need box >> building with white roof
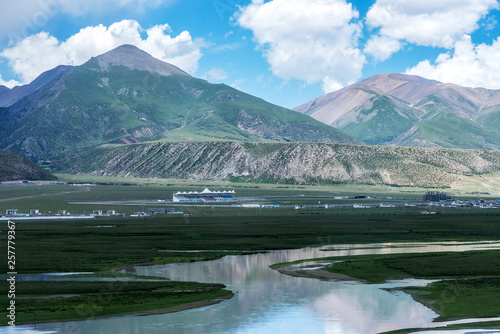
[173,188,235,202]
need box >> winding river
[6,241,500,334]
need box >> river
[6,241,500,334]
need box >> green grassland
[2,209,500,274]
[2,179,499,275]
[54,173,500,197]
[0,279,231,326]
[1,178,500,327]
[404,278,500,321]
[321,251,500,283]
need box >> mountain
[54,141,500,188]
[94,44,189,77]
[0,149,56,181]
[0,45,359,162]
[294,74,500,149]
[0,65,72,108]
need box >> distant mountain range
[0,149,56,181]
[295,73,500,150]
[2,45,500,187]
[0,44,359,162]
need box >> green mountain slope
[0,45,359,162]
[0,149,56,181]
[393,111,500,149]
[338,94,419,145]
[54,142,500,188]
[295,73,500,149]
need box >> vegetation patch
[0,279,231,326]
[404,278,500,321]
[322,251,500,283]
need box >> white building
[173,188,235,203]
[6,209,18,216]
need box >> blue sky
[1,0,499,108]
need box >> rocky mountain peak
[355,73,442,103]
[92,44,190,77]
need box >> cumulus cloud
[365,0,498,60]
[406,35,500,89]
[0,75,21,89]
[205,68,228,81]
[0,20,203,85]
[364,35,401,62]
[236,0,365,93]
[1,0,178,43]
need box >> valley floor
[1,176,500,329]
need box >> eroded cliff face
[55,141,500,188]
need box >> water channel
[6,241,500,334]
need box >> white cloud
[365,0,498,60]
[0,75,21,89]
[364,35,401,62]
[230,78,246,91]
[236,0,365,93]
[406,35,500,89]
[205,68,228,81]
[0,20,203,85]
[1,0,178,44]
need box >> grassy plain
[321,251,500,283]
[1,280,231,326]
[1,177,500,328]
[2,214,500,274]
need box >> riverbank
[277,268,369,283]
[402,278,500,321]
[272,250,500,333]
[0,277,233,326]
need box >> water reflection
[8,241,500,334]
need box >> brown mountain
[295,73,500,149]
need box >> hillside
[0,45,359,162]
[53,142,500,188]
[0,149,57,181]
[295,74,500,150]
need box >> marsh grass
[0,280,231,326]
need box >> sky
[0,0,500,109]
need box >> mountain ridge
[54,141,500,188]
[0,65,72,108]
[0,44,359,162]
[294,73,500,150]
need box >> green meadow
[1,176,500,327]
